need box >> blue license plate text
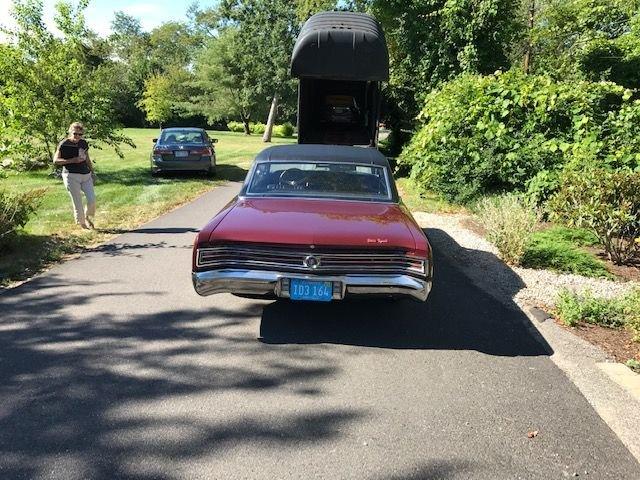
[289,279,333,302]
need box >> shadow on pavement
[0,274,360,480]
[260,228,552,357]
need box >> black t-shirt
[58,138,90,174]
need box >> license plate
[289,279,333,302]
[174,150,189,157]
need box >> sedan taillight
[190,147,213,156]
[153,148,172,155]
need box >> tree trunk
[262,94,278,143]
[523,0,536,74]
[242,115,251,135]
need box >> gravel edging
[414,211,640,463]
[414,212,638,309]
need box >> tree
[367,0,522,132]
[190,29,268,134]
[530,0,640,88]
[218,0,299,140]
[296,0,337,21]
[138,68,193,127]
[188,0,300,137]
[0,0,132,161]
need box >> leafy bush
[10,153,51,171]
[555,288,640,342]
[250,122,266,135]
[476,195,539,265]
[549,168,640,265]
[273,122,295,137]
[522,227,611,278]
[0,188,46,242]
[227,121,295,136]
[399,70,638,203]
[525,170,560,207]
[227,121,246,133]
[555,289,626,327]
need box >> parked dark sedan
[150,128,217,176]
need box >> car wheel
[151,169,160,177]
[206,166,216,178]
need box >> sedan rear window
[247,162,391,201]
[159,130,206,144]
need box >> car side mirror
[210,138,218,144]
[152,138,158,143]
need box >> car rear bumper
[151,157,214,172]
[192,269,432,301]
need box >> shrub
[227,121,246,133]
[555,288,640,342]
[623,289,640,342]
[250,122,266,135]
[549,168,640,265]
[399,69,635,203]
[273,122,295,137]
[476,195,539,265]
[525,170,560,208]
[0,188,46,242]
[521,227,611,278]
[11,153,51,171]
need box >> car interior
[248,163,389,198]
[159,131,206,144]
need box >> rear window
[159,130,206,144]
[247,161,391,201]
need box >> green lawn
[0,128,295,285]
[395,177,464,214]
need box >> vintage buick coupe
[192,144,433,302]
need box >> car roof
[161,127,206,132]
[255,144,390,167]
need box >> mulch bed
[555,319,640,364]
[583,246,640,282]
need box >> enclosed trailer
[291,12,389,147]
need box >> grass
[395,177,464,214]
[0,128,295,285]
[521,226,611,279]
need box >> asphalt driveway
[1,182,639,479]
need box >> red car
[192,144,433,302]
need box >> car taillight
[153,148,172,155]
[191,147,212,156]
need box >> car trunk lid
[208,198,418,251]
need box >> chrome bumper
[192,269,432,301]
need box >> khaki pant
[63,172,96,225]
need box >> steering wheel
[279,168,307,186]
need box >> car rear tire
[206,167,216,178]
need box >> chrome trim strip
[196,248,426,275]
[192,269,431,301]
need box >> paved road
[1,183,639,480]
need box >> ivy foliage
[399,70,639,203]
